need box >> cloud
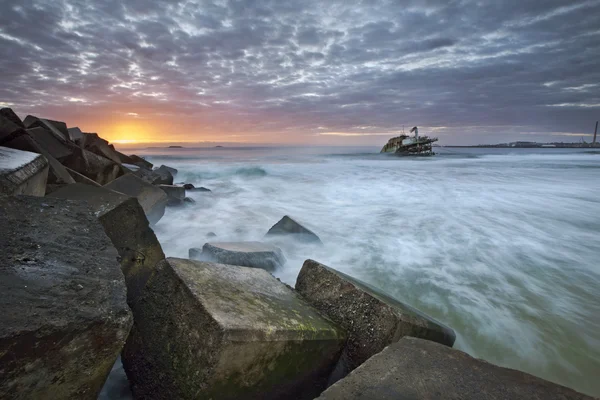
[0,0,598,144]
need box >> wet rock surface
[190,241,286,272]
[296,259,456,380]
[0,146,49,196]
[0,195,132,399]
[105,173,168,225]
[318,337,594,400]
[266,215,322,244]
[122,258,345,400]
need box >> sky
[0,0,599,146]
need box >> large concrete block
[49,183,165,304]
[0,146,48,196]
[67,127,84,142]
[0,195,133,399]
[66,166,102,187]
[26,126,73,160]
[0,108,24,128]
[3,132,75,186]
[159,184,185,205]
[0,113,26,144]
[189,241,286,272]
[61,146,122,185]
[23,115,70,142]
[296,259,456,379]
[81,132,123,165]
[129,154,153,170]
[105,173,168,225]
[266,215,322,244]
[133,166,173,185]
[123,258,346,400]
[318,337,593,400]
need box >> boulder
[67,127,84,142]
[266,215,322,244]
[122,258,346,400]
[129,154,153,170]
[296,259,456,380]
[26,127,72,161]
[318,337,593,400]
[133,167,173,185]
[156,164,177,177]
[66,167,101,187]
[159,184,185,205]
[0,195,133,399]
[80,133,122,164]
[49,183,165,304]
[0,147,48,196]
[121,163,140,172]
[189,242,286,272]
[23,115,69,142]
[0,108,24,128]
[2,132,75,187]
[206,232,217,238]
[183,183,195,190]
[0,113,26,144]
[105,174,168,225]
[61,146,121,185]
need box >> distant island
[215,145,224,148]
[168,146,183,148]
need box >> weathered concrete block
[190,242,286,272]
[156,164,177,177]
[105,173,168,225]
[23,115,70,142]
[318,337,593,400]
[266,215,322,244]
[49,183,165,304]
[296,259,456,379]
[129,154,153,170]
[3,132,75,186]
[0,195,133,399]
[133,167,172,185]
[67,126,84,141]
[159,184,185,205]
[26,126,73,161]
[123,258,345,400]
[81,132,122,165]
[0,147,48,196]
[61,146,121,185]
[66,166,102,187]
[0,108,24,128]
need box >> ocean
[107,146,600,397]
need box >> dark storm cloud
[0,0,599,143]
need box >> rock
[129,154,153,170]
[156,164,177,177]
[183,183,195,190]
[0,113,26,144]
[266,215,322,244]
[61,146,121,185]
[25,126,73,161]
[318,337,593,400]
[105,174,168,225]
[121,163,140,172]
[80,132,122,164]
[183,196,195,204]
[114,150,134,165]
[0,108,24,128]
[49,183,165,304]
[206,232,217,238]
[133,167,172,185]
[0,195,133,399]
[159,184,185,206]
[2,132,75,187]
[122,258,346,400]
[0,147,48,196]
[67,127,84,142]
[189,186,212,192]
[66,167,101,187]
[296,259,456,380]
[23,115,70,142]
[190,242,286,272]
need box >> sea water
[118,146,600,397]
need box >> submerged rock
[189,241,286,272]
[0,195,132,399]
[0,147,48,196]
[105,173,168,225]
[133,167,173,185]
[123,258,345,400]
[318,337,593,400]
[0,108,24,128]
[159,184,185,206]
[129,155,153,170]
[49,183,165,304]
[183,183,195,190]
[296,259,456,381]
[183,196,195,204]
[266,215,322,244]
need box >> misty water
[116,146,600,397]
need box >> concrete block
[66,167,101,187]
[81,132,123,164]
[105,173,168,225]
[159,184,185,205]
[0,195,132,399]
[134,166,173,185]
[296,259,456,379]
[61,146,121,185]
[23,115,69,142]
[49,183,165,304]
[189,242,286,272]
[67,127,84,141]
[266,215,322,244]
[122,258,346,400]
[318,337,594,400]
[26,126,72,161]
[0,146,48,196]
[129,155,153,170]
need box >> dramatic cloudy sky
[1,0,599,145]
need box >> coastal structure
[380,126,438,156]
